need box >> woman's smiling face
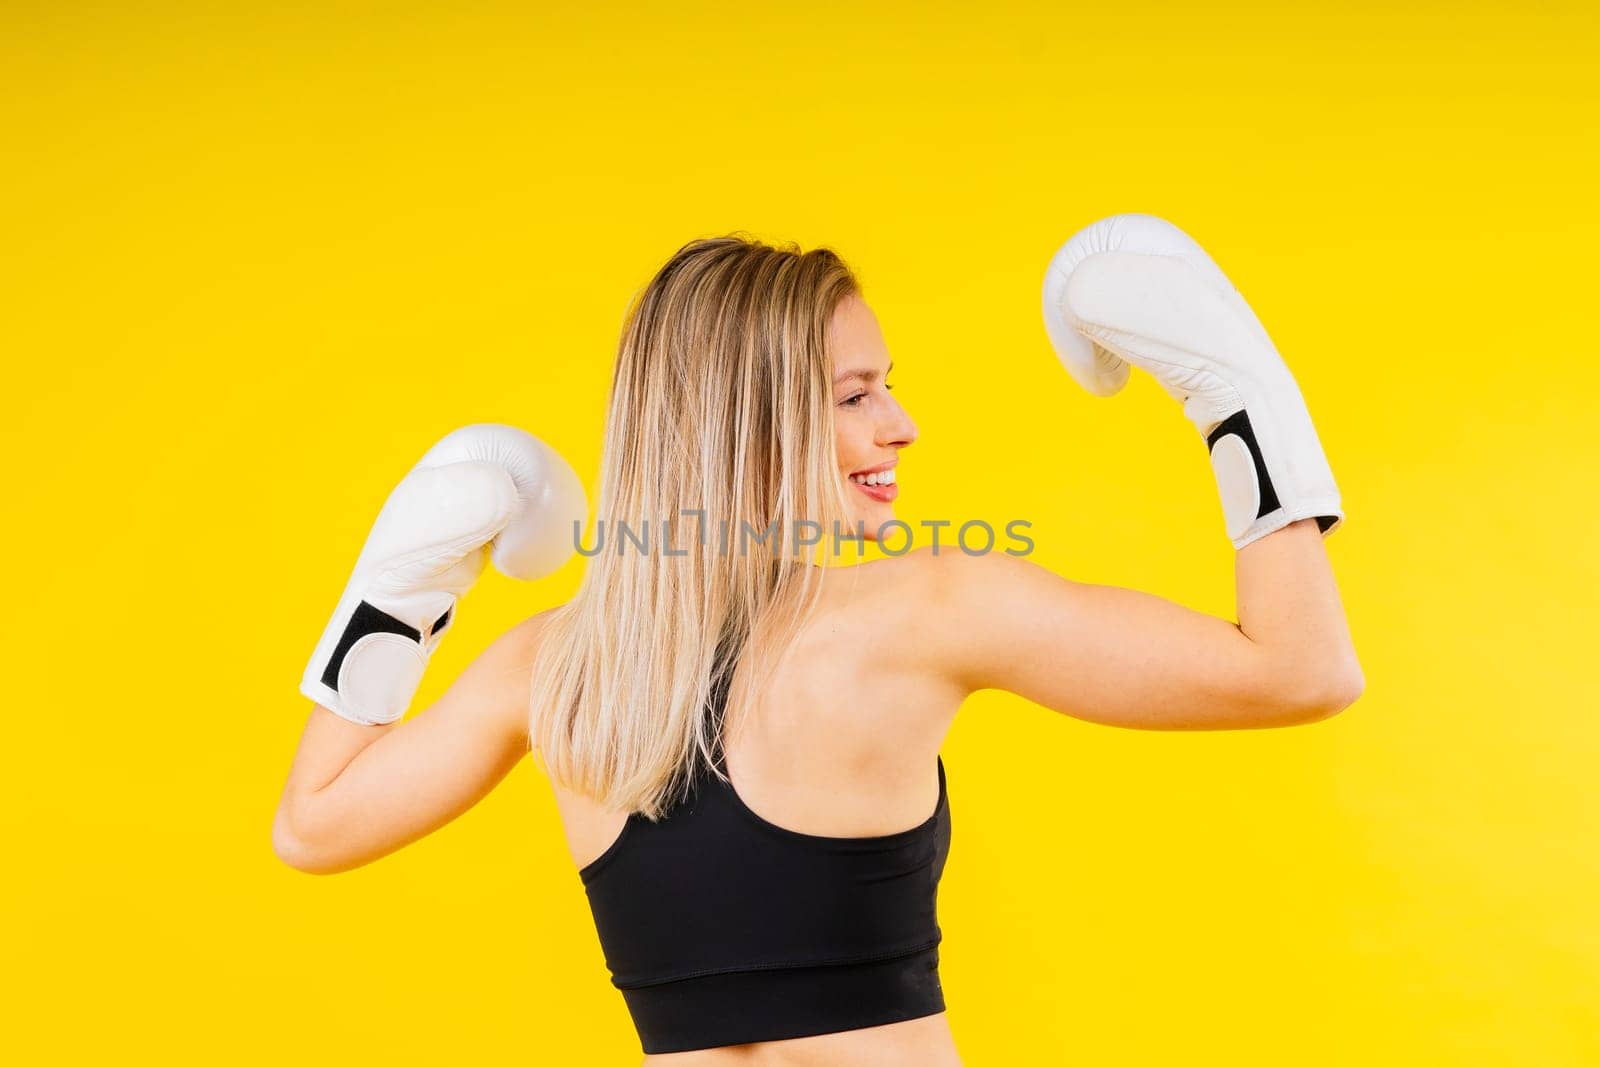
[828,293,918,539]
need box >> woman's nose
[879,396,918,448]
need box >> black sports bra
[577,715,952,1053]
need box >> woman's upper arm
[918,549,1331,730]
[274,613,548,874]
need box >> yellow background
[5,2,1597,1062]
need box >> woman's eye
[840,381,891,407]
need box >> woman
[274,217,1363,1065]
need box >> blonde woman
[274,216,1363,1065]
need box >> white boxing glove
[1042,213,1343,548]
[300,424,587,725]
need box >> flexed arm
[923,522,1360,730]
[273,424,585,872]
[273,614,549,874]
[915,215,1361,730]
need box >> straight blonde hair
[529,234,862,819]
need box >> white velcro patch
[1209,433,1260,543]
[340,632,428,725]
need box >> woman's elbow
[272,803,337,875]
[1292,660,1366,723]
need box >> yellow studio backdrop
[4,2,1596,1063]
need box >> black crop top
[577,727,952,1053]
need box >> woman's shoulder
[456,605,566,745]
[478,604,564,665]
[831,546,1058,687]
[843,544,1032,609]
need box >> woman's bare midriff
[639,1011,961,1066]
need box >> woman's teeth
[849,470,896,487]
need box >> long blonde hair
[529,233,861,818]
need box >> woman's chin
[850,504,897,541]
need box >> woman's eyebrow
[832,361,894,386]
